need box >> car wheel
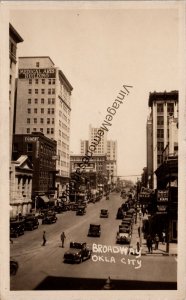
[77,257,82,264]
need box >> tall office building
[15,56,73,196]
[89,124,107,155]
[147,90,178,188]
[106,140,117,183]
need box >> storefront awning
[39,195,49,203]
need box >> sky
[9,2,180,182]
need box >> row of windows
[28,78,55,85]
[157,103,175,113]
[27,108,55,114]
[27,118,55,124]
[28,98,55,105]
[26,128,54,134]
[28,88,55,95]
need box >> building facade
[106,140,117,184]
[10,155,33,217]
[88,124,107,155]
[147,91,178,189]
[12,132,57,204]
[9,24,23,160]
[14,56,73,196]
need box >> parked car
[10,260,19,276]
[100,209,109,218]
[88,224,101,237]
[63,242,92,263]
[24,215,39,230]
[76,206,86,216]
[116,227,131,244]
[10,220,25,238]
[37,209,49,219]
[116,208,124,219]
[54,206,63,214]
[42,212,57,224]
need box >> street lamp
[139,209,142,247]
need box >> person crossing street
[60,231,66,248]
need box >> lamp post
[139,209,142,247]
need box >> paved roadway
[10,192,177,290]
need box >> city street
[10,192,177,290]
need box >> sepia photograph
[0,1,186,299]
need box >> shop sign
[24,136,39,142]
[157,190,168,202]
[19,68,56,79]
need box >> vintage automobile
[10,260,19,276]
[24,215,39,230]
[116,207,124,219]
[63,242,92,263]
[121,219,133,230]
[116,227,131,244]
[37,209,49,219]
[10,220,25,238]
[54,205,63,214]
[42,211,57,224]
[76,206,86,216]
[88,224,101,237]
[100,209,109,218]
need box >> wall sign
[19,68,56,79]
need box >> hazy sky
[9,2,180,182]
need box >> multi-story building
[9,23,23,159]
[147,91,178,189]
[12,132,57,205]
[146,115,153,188]
[70,154,107,174]
[14,56,73,196]
[80,126,117,184]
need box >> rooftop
[148,90,178,107]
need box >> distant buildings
[14,56,73,197]
[80,125,117,184]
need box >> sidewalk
[130,213,177,256]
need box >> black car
[42,212,57,224]
[10,220,25,238]
[116,208,124,219]
[76,206,86,215]
[88,224,101,237]
[24,216,39,230]
[10,260,19,276]
[64,242,92,263]
[100,209,109,218]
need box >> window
[35,98,38,104]
[48,108,50,114]
[51,128,54,134]
[36,62,40,67]
[27,118,30,124]
[28,89,32,94]
[52,79,55,84]
[157,155,162,165]
[48,79,51,85]
[42,79,45,84]
[157,129,164,138]
[34,108,37,113]
[34,118,37,124]
[41,98,44,104]
[27,128,30,133]
[157,142,164,152]
[52,88,55,94]
[28,99,31,104]
[157,116,164,126]
[41,108,44,114]
[27,143,33,152]
[35,79,38,84]
[35,89,38,94]
[48,98,51,104]
[27,108,31,114]
[167,103,174,114]
[48,89,51,95]
[29,79,32,84]
[52,118,54,124]
[157,103,163,113]
[47,118,50,124]
[52,98,55,104]
[51,108,54,114]
[40,118,44,124]
[47,128,50,134]
[41,89,45,94]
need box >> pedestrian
[136,241,140,252]
[42,231,46,246]
[162,231,166,244]
[154,234,159,250]
[138,226,140,237]
[60,231,66,248]
[146,235,153,253]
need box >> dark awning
[39,195,49,203]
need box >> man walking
[146,235,153,253]
[42,231,46,246]
[154,234,160,250]
[61,231,66,248]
